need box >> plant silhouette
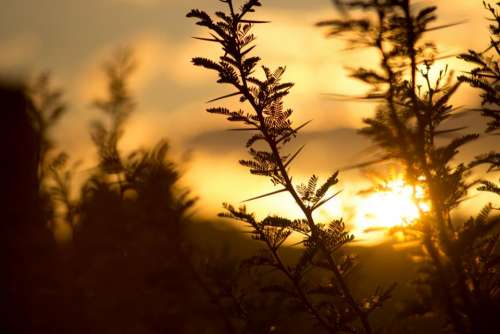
[459,2,500,198]
[1,81,64,334]
[318,1,500,333]
[2,50,234,334]
[188,1,394,333]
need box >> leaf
[192,57,222,72]
[241,45,257,57]
[424,20,468,32]
[243,56,261,74]
[417,6,437,22]
[193,36,222,43]
[240,19,270,24]
[315,171,339,201]
[186,9,211,22]
[241,188,287,203]
[437,134,479,164]
[276,119,312,144]
[206,107,230,115]
[246,133,266,147]
[207,91,241,103]
[240,0,262,17]
[283,144,305,168]
[434,126,468,137]
[312,190,342,211]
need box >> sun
[352,177,429,243]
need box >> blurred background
[1,0,496,240]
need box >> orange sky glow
[0,0,497,244]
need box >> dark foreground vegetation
[2,0,499,333]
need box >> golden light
[352,177,430,244]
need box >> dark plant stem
[259,224,337,333]
[423,230,467,334]
[223,3,341,332]
[401,2,476,331]
[225,5,371,333]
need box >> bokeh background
[1,0,496,241]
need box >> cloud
[187,127,370,166]
[73,0,488,149]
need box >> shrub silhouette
[2,50,228,333]
[318,1,500,333]
[61,49,229,334]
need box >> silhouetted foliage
[459,2,499,133]
[25,73,70,228]
[61,49,236,334]
[28,73,67,178]
[2,49,233,334]
[459,2,500,198]
[319,1,500,333]
[1,81,64,334]
[188,1,394,333]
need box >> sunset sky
[1,0,497,242]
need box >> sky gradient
[1,0,497,240]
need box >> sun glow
[352,178,430,244]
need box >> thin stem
[423,233,467,334]
[227,31,339,334]
[227,3,372,332]
[258,225,338,333]
[401,2,476,331]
